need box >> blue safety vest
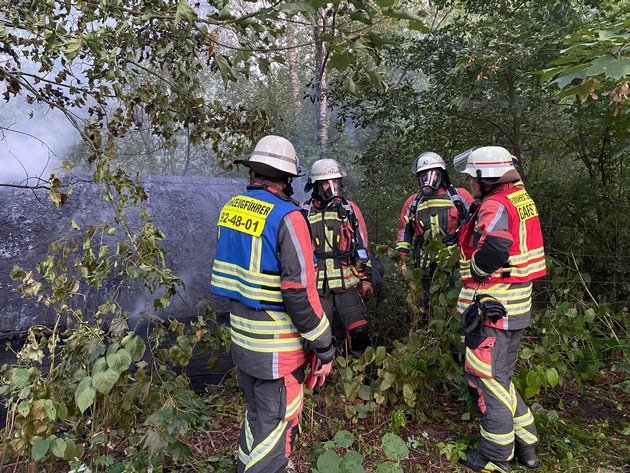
[210,188,299,309]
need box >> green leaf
[17,401,30,416]
[546,367,559,388]
[93,357,108,373]
[408,20,430,33]
[92,368,120,394]
[125,336,147,361]
[75,377,96,413]
[215,55,237,86]
[61,38,82,60]
[358,384,372,401]
[373,0,394,7]
[375,461,404,473]
[175,0,197,24]
[350,10,372,25]
[32,438,50,461]
[50,437,66,458]
[328,53,355,72]
[554,70,587,89]
[334,430,354,448]
[603,58,630,79]
[382,432,409,461]
[11,368,30,389]
[374,346,387,364]
[277,2,316,15]
[379,371,396,391]
[317,450,342,473]
[107,348,132,373]
[342,450,364,468]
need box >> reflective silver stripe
[301,315,330,341]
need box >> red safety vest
[459,185,546,285]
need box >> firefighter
[302,158,373,358]
[455,146,546,472]
[396,152,473,319]
[210,135,334,473]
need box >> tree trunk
[314,12,328,154]
[287,24,302,115]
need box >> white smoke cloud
[0,95,83,184]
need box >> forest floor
[199,369,630,473]
[1,371,628,472]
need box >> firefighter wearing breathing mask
[302,159,373,358]
[210,136,334,473]
[396,152,473,319]
[454,146,546,473]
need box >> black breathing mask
[418,169,442,196]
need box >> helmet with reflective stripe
[413,152,446,175]
[462,146,519,183]
[234,135,302,178]
[308,159,347,182]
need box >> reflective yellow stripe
[302,315,330,341]
[250,234,263,273]
[418,200,452,210]
[230,314,296,335]
[213,260,281,286]
[507,247,545,264]
[481,378,512,410]
[396,242,412,251]
[481,426,515,446]
[285,388,304,419]
[211,276,282,303]
[247,419,288,469]
[466,349,492,377]
[231,330,303,352]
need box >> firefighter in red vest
[454,146,546,473]
[396,152,473,321]
[210,136,334,473]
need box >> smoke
[0,93,83,185]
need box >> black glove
[477,295,507,323]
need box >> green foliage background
[1,0,630,471]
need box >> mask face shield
[317,178,342,201]
[418,169,442,196]
[453,147,477,173]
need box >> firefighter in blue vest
[396,152,473,320]
[302,159,373,358]
[210,135,334,473]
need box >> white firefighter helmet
[306,159,347,201]
[461,146,519,183]
[412,152,446,175]
[308,159,347,182]
[234,135,302,178]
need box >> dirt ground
[196,371,630,473]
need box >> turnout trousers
[319,288,370,358]
[465,326,538,463]
[236,367,304,473]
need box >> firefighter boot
[515,446,540,469]
[461,450,510,473]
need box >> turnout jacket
[304,197,369,293]
[396,187,473,258]
[457,182,546,330]
[210,183,333,380]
